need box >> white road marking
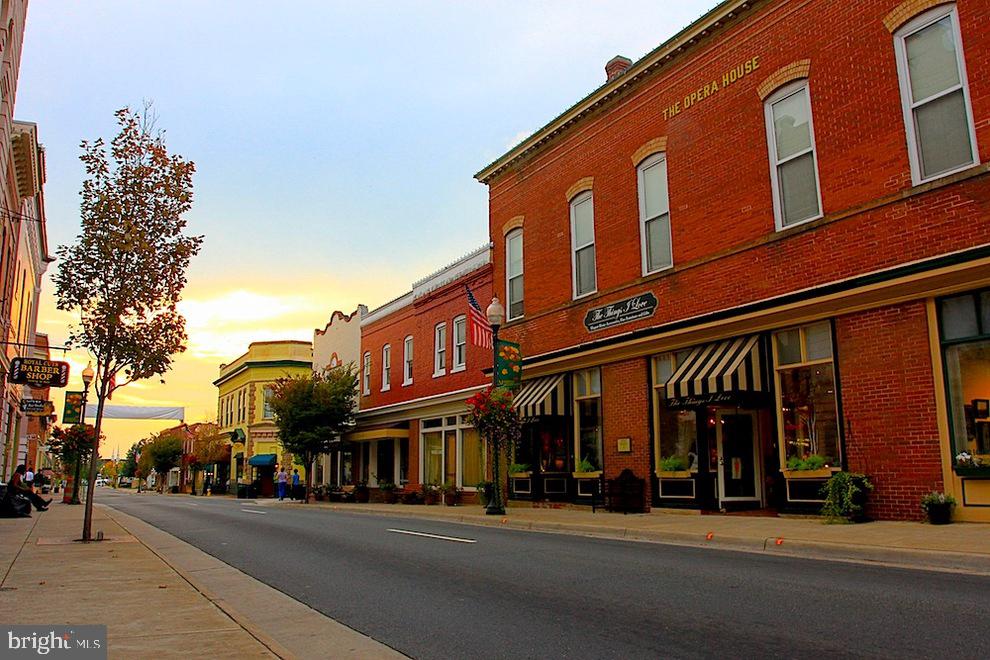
[241,509,266,515]
[386,528,477,544]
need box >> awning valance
[663,335,767,407]
[514,374,567,419]
[345,428,410,442]
[247,453,277,467]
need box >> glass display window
[573,368,603,470]
[772,322,840,469]
[938,290,990,462]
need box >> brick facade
[836,302,943,520]
[474,0,989,518]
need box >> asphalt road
[99,491,990,659]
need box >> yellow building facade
[214,341,312,496]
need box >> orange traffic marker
[775,537,784,545]
[705,532,714,541]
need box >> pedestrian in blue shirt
[291,469,300,500]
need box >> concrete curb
[100,504,407,659]
[302,504,990,575]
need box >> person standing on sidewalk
[276,467,288,501]
[291,469,300,501]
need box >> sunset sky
[18,0,713,456]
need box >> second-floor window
[637,153,672,274]
[570,191,597,298]
[362,352,371,395]
[765,80,822,229]
[263,386,274,419]
[434,322,447,376]
[381,344,391,391]
[506,230,524,319]
[894,4,977,184]
[453,315,466,371]
[403,335,414,385]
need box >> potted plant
[401,489,423,505]
[921,491,956,524]
[658,455,691,478]
[378,480,398,504]
[572,456,600,479]
[439,480,459,506]
[782,454,834,479]
[820,471,873,523]
[954,452,990,477]
[354,481,370,503]
[421,482,439,505]
[312,485,326,502]
[508,462,531,478]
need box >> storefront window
[423,431,443,485]
[460,427,484,488]
[574,368,602,470]
[773,322,840,467]
[939,291,990,459]
[657,408,698,471]
[376,439,394,485]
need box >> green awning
[247,453,276,467]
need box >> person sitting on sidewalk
[1,465,50,517]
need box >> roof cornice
[474,0,758,184]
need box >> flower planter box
[925,502,954,525]
[509,472,532,478]
[782,468,834,479]
[657,470,693,479]
[954,466,990,478]
[572,471,601,479]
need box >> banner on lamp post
[62,391,85,424]
[494,340,522,389]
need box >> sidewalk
[0,501,404,659]
[277,499,990,574]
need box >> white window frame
[362,352,371,395]
[403,335,414,386]
[505,229,524,321]
[452,315,466,372]
[637,153,674,276]
[433,322,447,377]
[263,386,274,420]
[570,191,597,299]
[893,4,978,186]
[381,344,391,391]
[764,80,823,231]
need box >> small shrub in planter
[786,454,829,471]
[920,491,956,524]
[379,481,398,504]
[476,481,493,506]
[401,489,423,505]
[659,455,688,472]
[439,480,459,506]
[820,472,873,523]
[421,482,439,505]
[354,482,370,503]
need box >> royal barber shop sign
[9,357,70,388]
[584,292,658,332]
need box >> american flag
[465,285,493,349]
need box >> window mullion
[910,82,964,110]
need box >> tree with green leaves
[120,442,139,478]
[54,104,203,540]
[186,422,225,494]
[145,432,183,493]
[49,424,98,504]
[269,365,358,503]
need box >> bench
[604,469,646,514]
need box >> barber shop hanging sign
[9,357,70,388]
[584,292,658,332]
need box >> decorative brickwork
[883,0,948,32]
[502,215,524,236]
[630,137,668,166]
[756,59,811,100]
[836,302,943,521]
[564,176,594,202]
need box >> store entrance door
[716,411,761,504]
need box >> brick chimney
[605,55,633,82]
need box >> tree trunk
[82,369,111,541]
[71,459,82,504]
[304,452,313,503]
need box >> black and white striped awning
[514,374,567,419]
[663,335,767,406]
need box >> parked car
[95,477,109,487]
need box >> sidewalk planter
[820,472,873,523]
[354,485,370,503]
[783,468,835,480]
[921,492,956,525]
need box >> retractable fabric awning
[247,453,277,467]
[664,335,767,405]
[513,374,567,419]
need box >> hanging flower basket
[466,386,521,446]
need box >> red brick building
[340,246,493,499]
[476,0,990,520]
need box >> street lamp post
[69,363,94,505]
[79,363,99,542]
[485,297,506,516]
